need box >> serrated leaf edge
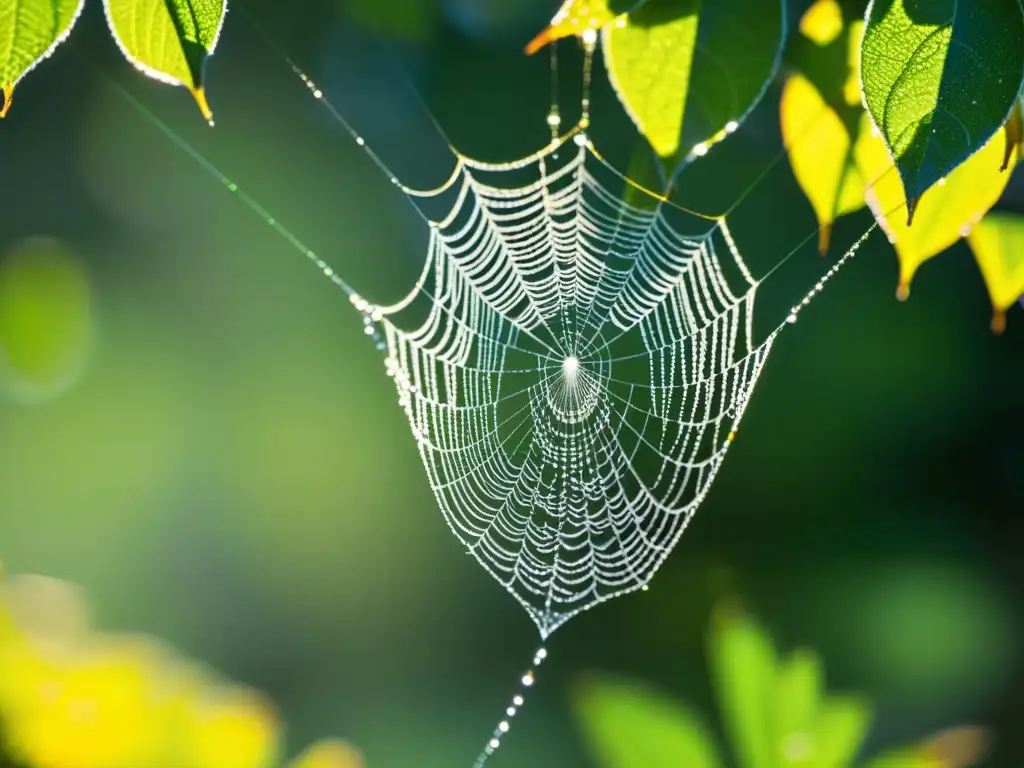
[0,0,88,118]
[101,0,228,121]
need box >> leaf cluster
[573,602,990,768]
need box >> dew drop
[692,142,709,157]
[725,120,739,134]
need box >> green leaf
[0,239,94,404]
[573,676,721,768]
[602,0,784,177]
[709,606,776,768]
[102,0,227,123]
[809,696,871,768]
[0,0,86,118]
[773,650,823,743]
[966,213,1024,332]
[860,0,1024,222]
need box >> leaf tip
[525,26,555,55]
[905,195,920,227]
[817,223,833,255]
[991,310,1006,335]
[190,87,215,126]
[0,86,12,119]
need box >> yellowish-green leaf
[0,238,94,404]
[288,739,365,768]
[573,675,721,768]
[772,649,822,746]
[857,124,1015,299]
[709,606,776,768]
[966,213,1024,332]
[603,0,784,177]
[0,0,86,117]
[809,696,871,768]
[780,74,865,253]
[102,0,226,122]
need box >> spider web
[359,129,781,640]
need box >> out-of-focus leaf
[102,0,227,122]
[809,695,871,768]
[1,636,172,768]
[773,649,822,743]
[603,0,784,177]
[862,727,989,768]
[966,213,1024,332]
[0,0,85,117]
[342,0,437,42]
[709,607,776,768]
[856,123,1015,299]
[0,238,94,404]
[288,739,365,768]
[573,676,721,768]
[799,0,844,45]
[181,685,281,768]
[780,74,866,253]
[860,0,1024,222]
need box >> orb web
[368,130,778,640]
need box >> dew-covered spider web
[373,134,773,640]
[111,25,879,767]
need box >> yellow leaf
[1,637,170,768]
[857,127,1015,299]
[800,0,843,46]
[966,214,1024,332]
[182,685,281,768]
[288,739,365,768]
[781,74,865,253]
[525,0,618,55]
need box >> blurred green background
[0,0,1021,765]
